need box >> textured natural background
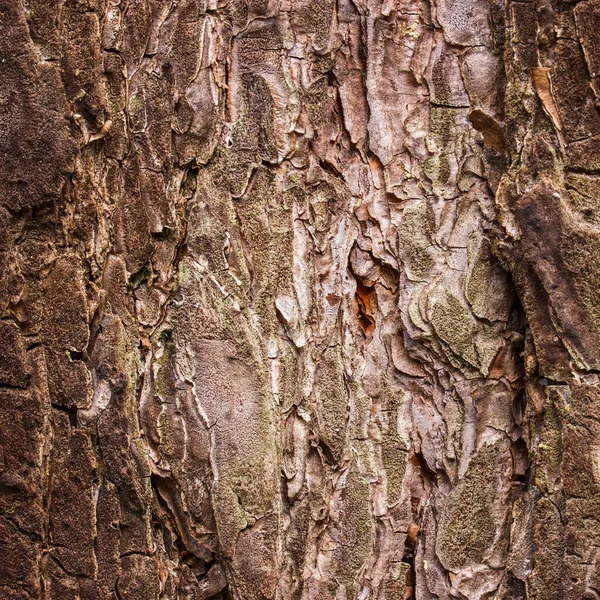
[1,0,600,598]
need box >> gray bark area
[1,0,600,598]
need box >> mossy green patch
[382,429,408,506]
[466,232,514,322]
[431,292,479,368]
[334,462,372,588]
[398,200,436,281]
[437,441,503,570]
[212,480,248,556]
[315,347,348,460]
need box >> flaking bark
[0,0,599,598]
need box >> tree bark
[1,0,599,598]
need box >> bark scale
[0,0,599,598]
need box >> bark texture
[1,0,600,598]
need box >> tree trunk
[1,0,599,597]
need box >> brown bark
[0,0,599,598]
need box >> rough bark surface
[1,0,600,598]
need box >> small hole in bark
[67,349,85,361]
[151,226,174,241]
[354,280,376,341]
